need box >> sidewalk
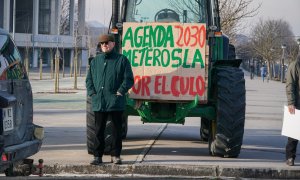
[27,69,300,179]
[28,69,168,175]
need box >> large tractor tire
[86,96,128,155]
[121,113,129,139]
[200,118,209,142]
[209,67,245,158]
[86,96,113,154]
[86,96,95,155]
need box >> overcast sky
[245,0,300,37]
[85,0,300,37]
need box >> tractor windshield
[125,0,207,23]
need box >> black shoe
[111,156,122,164]
[286,158,294,166]
[90,157,102,165]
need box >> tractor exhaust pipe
[112,0,120,51]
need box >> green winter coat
[286,55,300,109]
[86,51,134,112]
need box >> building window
[15,0,33,33]
[39,0,51,34]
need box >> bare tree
[219,0,260,39]
[39,48,43,80]
[236,39,254,65]
[68,0,79,78]
[54,48,60,93]
[73,30,79,89]
[49,48,54,79]
[62,43,66,77]
[249,19,295,79]
[22,17,32,76]
[60,0,70,35]
[73,18,80,89]
[168,0,260,39]
[23,37,31,76]
[59,0,71,79]
[281,36,299,64]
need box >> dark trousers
[286,137,298,160]
[93,111,123,157]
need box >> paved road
[26,69,300,179]
[144,73,290,168]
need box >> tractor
[87,0,245,158]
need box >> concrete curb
[41,164,300,179]
[218,166,300,179]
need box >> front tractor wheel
[209,67,246,158]
[86,96,128,155]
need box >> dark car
[0,28,43,176]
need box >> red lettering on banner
[189,77,198,96]
[161,76,171,95]
[180,77,189,95]
[132,75,151,96]
[175,25,206,47]
[199,25,206,48]
[184,27,191,46]
[190,26,199,47]
[141,76,151,96]
[171,76,180,97]
[132,75,205,98]
[153,75,205,97]
[175,25,184,47]
[196,76,205,96]
[154,76,162,94]
[132,76,141,94]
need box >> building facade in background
[0,0,88,68]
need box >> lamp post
[297,38,300,52]
[270,48,275,79]
[281,44,287,83]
